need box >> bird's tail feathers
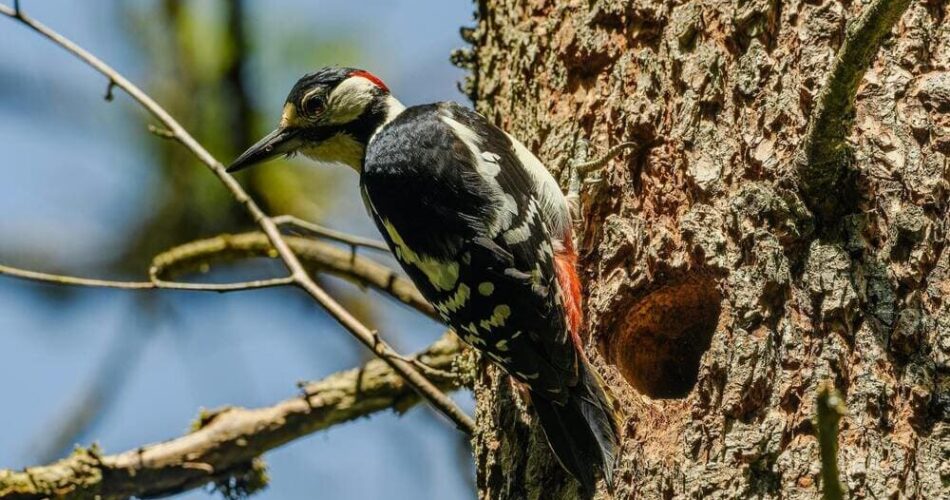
[531,360,619,494]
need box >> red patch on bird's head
[348,70,389,93]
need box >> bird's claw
[564,140,637,225]
[584,173,605,187]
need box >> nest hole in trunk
[606,276,721,399]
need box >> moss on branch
[797,0,911,222]
[151,232,435,318]
[0,333,466,500]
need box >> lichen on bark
[462,0,948,498]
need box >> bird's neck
[369,95,406,144]
[301,95,405,172]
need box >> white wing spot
[505,131,571,237]
[441,114,516,236]
[503,199,539,245]
[435,284,470,314]
[479,304,511,331]
[487,352,512,364]
[478,282,495,296]
[540,241,554,257]
[382,219,459,291]
[496,339,509,351]
[467,334,486,346]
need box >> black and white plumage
[229,67,619,492]
[364,102,576,392]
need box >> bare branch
[0,264,154,289]
[152,275,296,292]
[0,232,434,319]
[273,214,390,253]
[0,263,292,292]
[151,232,437,318]
[0,333,467,500]
[796,0,912,221]
[0,3,473,434]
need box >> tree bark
[463,1,948,498]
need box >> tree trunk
[462,1,949,498]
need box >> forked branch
[0,2,473,434]
[150,232,436,318]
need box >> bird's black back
[361,102,579,398]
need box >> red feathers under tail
[541,237,618,493]
[554,238,583,346]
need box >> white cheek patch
[299,133,365,171]
[326,76,378,124]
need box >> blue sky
[0,1,476,498]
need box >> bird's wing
[362,102,582,400]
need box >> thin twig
[0,333,467,500]
[273,214,390,253]
[150,232,436,318]
[0,232,435,317]
[0,263,290,292]
[152,275,295,292]
[0,3,472,433]
[0,263,153,289]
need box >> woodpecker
[229,67,619,491]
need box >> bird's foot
[564,140,638,220]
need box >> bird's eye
[303,96,326,117]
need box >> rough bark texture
[464,1,949,498]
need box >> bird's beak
[227,128,301,173]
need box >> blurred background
[0,1,475,498]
